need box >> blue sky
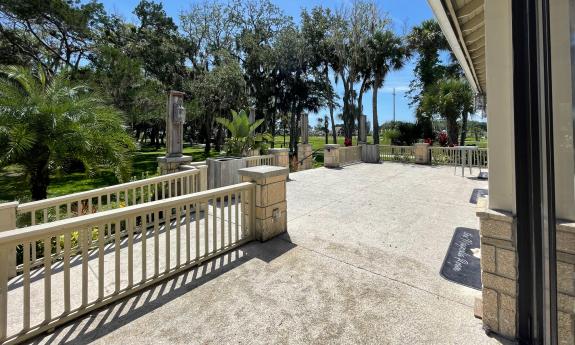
[98,0,436,125]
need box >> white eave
[427,0,486,95]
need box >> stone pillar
[414,143,430,164]
[300,113,309,144]
[361,144,380,163]
[324,144,340,168]
[476,198,518,338]
[157,90,193,175]
[358,115,367,144]
[0,202,18,278]
[269,148,289,168]
[556,222,575,344]
[238,166,289,242]
[297,143,312,171]
[249,107,256,124]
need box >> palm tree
[368,30,410,144]
[215,109,271,157]
[422,78,473,145]
[0,66,135,200]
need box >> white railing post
[0,202,17,278]
[198,165,208,191]
[238,166,289,241]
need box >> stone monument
[358,114,367,144]
[298,113,312,170]
[157,90,193,175]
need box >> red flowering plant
[424,138,433,145]
[438,130,449,147]
[344,137,352,146]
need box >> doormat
[440,227,482,290]
[469,188,488,204]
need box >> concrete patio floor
[26,162,512,345]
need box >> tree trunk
[459,112,469,146]
[357,78,368,139]
[215,124,222,152]
[204,121,212,156]
[446,115,459,146]
[28,150,50,200]
[289,110,299,154]
[329,103,337,144]
[372,82,380,144]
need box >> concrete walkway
[25,163,511,345]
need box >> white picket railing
[429,147,488,168]
[379,145,416,162]
[0,182,255,344]
[244,154,275,168]
[14,168,206,273]
[339,146,362,166]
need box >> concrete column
[414,143,430,164]
[550,2,575,343]
[269,148,289,168]
[157,90,193,174]
[300,113,309,144]
[297,143,312,171]
[0,202,18,278]
[238,166,289,242]
[479,1,518,340]
[485,0,516,213]
[358,115,367,144]
[324,144,340,168]
[549,0,575,221]
[361,144,380,163]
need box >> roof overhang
[427,0,486,95]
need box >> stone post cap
[237,165,289,180]
[268,148,289,153]
[325,144,340,149]
[0,201,19,210]
[414,142,430,147]
[169,90,185,97]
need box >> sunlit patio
[12,162,515,345]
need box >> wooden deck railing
[0,182,255,344]
[339,146,362,166]
[379,145,416,162]
[14,168,206,273]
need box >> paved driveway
[27,163,511,345]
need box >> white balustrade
[0,182,255,344]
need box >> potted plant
[207,110,272,188]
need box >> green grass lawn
[273,135,374,151]
[464,138,488,148]
[0,144,219,203]
[0,134,461,203]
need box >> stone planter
[414,143,430,164]
[207,157,246,189]
[324,144,340,168]
[361,144,380,163]
[269,148,289,168]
